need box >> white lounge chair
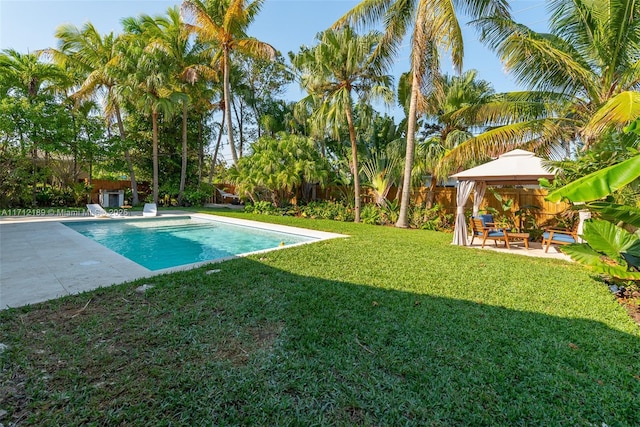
[142,203,158,217]
[216,187,240,204]
[86,203,112,218]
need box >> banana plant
[545,155,640,279]
[562,219,640,280]
[546,153,640,204]
[544,118,640,280]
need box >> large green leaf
[621,250,640,271]
[562,243,640,280]
[585,201,640,228]
[623,240,640,258]
[546,155,640,202]
[582,219,638,265]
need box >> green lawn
[1,209,639,425]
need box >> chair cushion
[487,231,505,237]
[543,231,575,243]
[479,214,494,227]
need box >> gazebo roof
[450,149,555,186]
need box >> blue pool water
[64,216,316,270]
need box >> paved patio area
[467,239,572,261]
[0,216,153,309]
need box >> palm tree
[48,23,141,205]
[290,27,393,222]
[418,70,495,206]
[181,0,276,165]
[129,6,210,205]
[334,0,511,227]
[0,49,66,99]
[121,16,185,205]
[443,0,640,169]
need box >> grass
[1,208,639,425]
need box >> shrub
[244,201,280,215]
[360,204,382,225]
[299,201,354,222]
[183,189,210,207]
[35,187,53,206]
[409,203,454,231]
[381,199,400,225]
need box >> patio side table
[506,232,530,249]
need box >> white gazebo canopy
[450,149,556,245]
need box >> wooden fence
[98,178,569,226]
[327,185,568,226]
[410,187,569,226]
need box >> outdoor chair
[469,214,493,245]
[541,223,578,252]
[478,214,495,227]
[470,217,510,248]
[86,203,114,218]
[142,203,158,217]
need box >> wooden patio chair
[470,217,510,249]
[541,223,578,252]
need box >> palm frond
[583,91,640,139]
[235,39,276,61]
[435,118,568,178]
[475,16,596,97]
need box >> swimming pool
[63,216,318,271]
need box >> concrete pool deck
[0,212,344,310]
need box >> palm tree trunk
[152,110,159,204]
[426,175,437,208]
[223,51,238,164]
[208,113,225,185]
[115,106,139,206]
[345,102,361,223]
[396,78,420,228]
[197,114,203,187]
[232,99,244,159]
[178,102,188,205]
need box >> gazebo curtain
[452,180,475,245]
[472,181,486,216]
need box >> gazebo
[450,149,556,246]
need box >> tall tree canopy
[441,0,640,171]
[181,0,276,165]
[334,0,511,227]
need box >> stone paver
[0,219,151,309]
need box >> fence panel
[426,187,567,226]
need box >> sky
[0,0,549,93]
[0,0,549,160]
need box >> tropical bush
[183,188,210,207]
[360,203,383,225]
[409,203,454,231]
[546,122,640,283]
[244,201,281,216]
[229,133,330,206]
[298,201,355,222]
